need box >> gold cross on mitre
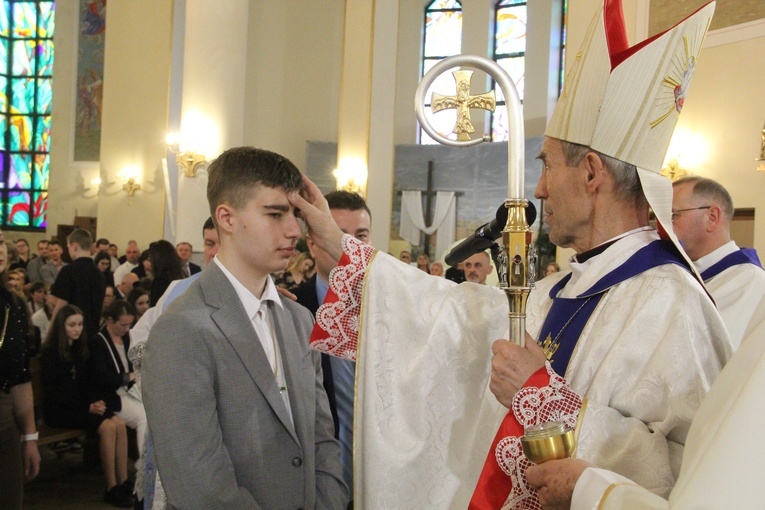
[431,70,495,141]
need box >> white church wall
[243,0,345,172]
[96,0,172,250]
[675,33,765,256]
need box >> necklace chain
[540,296,593,363]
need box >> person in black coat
[89,300,147,465]
[41,304,133,508]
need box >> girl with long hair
[40,305,133,508]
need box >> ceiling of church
[650,0,764,34]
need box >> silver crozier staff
[413,55,575,464]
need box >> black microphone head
[525,201,537,227]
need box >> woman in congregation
[131,250,153,280]
[0,230,40,510]
[274,251,314,290]
[126,287,150,327]
[89,300,147,497]
[40,305,133,508]
[95,250,116,288]
[147,240,185,306]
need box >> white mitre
[546,0,715,271]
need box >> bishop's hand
[288,176,345,265]
[526,459,591,510]
[490,332,546,408]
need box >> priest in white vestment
[525,310,765,509]
[289,1,732,509]
[671,177,765,352]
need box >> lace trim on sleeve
[310,234,376,361]
[489,364,583,510]
[512,362,582,429]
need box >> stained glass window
[0,0,54,230]
[420,0,462,145]
[491,0,567,141]
[491,0,527,142]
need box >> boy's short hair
[325,190,371,220]
[67,228,93,251]
[207,147,304,221]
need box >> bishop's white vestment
[694,241,765,352]
[570,292,765,509]
[311,230,732,509]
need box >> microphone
[445,201,537,267]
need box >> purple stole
[701,248,762,281]
[538,240,691,375]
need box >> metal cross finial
[431,70,495,141]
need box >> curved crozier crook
[414,54,525,200]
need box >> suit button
[292,457,302,467]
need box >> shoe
[49,441,72,453]
[122,477,135,494]
[65,439,83,451]
[104,485,134,508]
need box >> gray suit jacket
[143,263,348,509]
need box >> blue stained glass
[34,116,50,152]
[0,115,6,150]
[36,78,51,113]
[2,1,56,229]
[11,77,34,113]
[0,77,7,111]
[36,40,53,75]
[12,40,33,75]
[7,190,31,226]
[12,2,36,37]
[9,115,32,151]
[33,153,48,188]
[38,2,54,37]
[0,39,7,70]
[10,153,32,189]
[0,3,9,37]
[32,192,46,227]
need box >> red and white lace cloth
[309,235,583,509]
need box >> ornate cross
[431,70,495,141]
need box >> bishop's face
[535,137,594,253]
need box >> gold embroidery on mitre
[650,26,705,129]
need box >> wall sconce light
[756,123,765,172]
[333,159,368,196]
[166,131,208,177]
[82,177,102,198]
[118,167,142,196]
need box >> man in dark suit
[293,190,371,505]
[143,147,347,509]
[176,241,202,277]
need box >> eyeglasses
[671,206,710,221]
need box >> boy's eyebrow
[263,204,291,212]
